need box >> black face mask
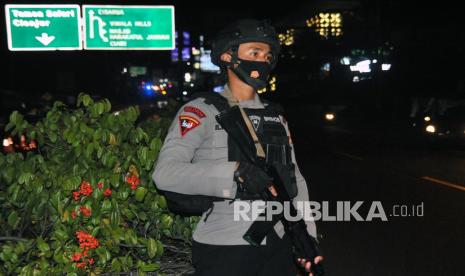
[230,58,272,90]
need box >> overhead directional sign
[5,4,82,51]
[83,5,175,50]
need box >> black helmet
[210,19,281,67]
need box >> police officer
[153,19,323,275]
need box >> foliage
[0,93,198,275]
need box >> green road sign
[5,4,82,51]
[83,5,175,50]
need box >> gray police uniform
[152,85,317,245]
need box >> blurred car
[407,104,465,149]
[321,104,365,125]
[423,105,465,142]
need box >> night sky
[0,1,464,103]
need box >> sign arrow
[35,33,55,46]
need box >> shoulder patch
[183,106,206,118]
[179,115,201,136]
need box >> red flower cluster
[71,252,82,262]
[76,231,99,255]
[103,188,112,197]
[73,192,80,201]
[71,211,77,219]
[79,181,93,196]
[71,252,94,269]
[97,182,104,189]
[79,206,91,217]
[125,174,140,190]
[72,180,94,201]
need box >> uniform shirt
[152,85,317,245]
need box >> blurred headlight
[426,125,436,133]
[424,116,431,122]
[325,113,335,121]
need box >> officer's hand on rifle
[297,256,324,276]
[234,162,277,197]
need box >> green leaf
[4,167,15,184]
[97,102,104,115]
[147,238,157,258]
[53,247,65,264]
[110,173,120,188]
[156,240,164,258]
[124,229,138,245]
[155,195,167,209]
[9,110,20,125]
[140,262,160,272]
[92,226,100,237]
[160,214,173,229]
[85,143,94,159]
[14,241,27,255]
[93,128,102,141]
[50,191,62,212]
[138,147,148,165]
[77,92,85,107]
[111,259,122,272]
[117,190,129,201]
[83,95,93,107]
[5,121,15,132]
[96,247,111,264]
[20,265,33,275]
[110,210,121,228]
[36,237,50,252]
[54,229,68,242]
[79,122,87,133]
[149,137,162,151]
[102,199,112,212]
[111,228,124,242]
[49,132,57,143]
[104,99,112,112]
[138,211,147,221]
[29,130,37,139]
[135,187,147,202]
[97,146,104,159]
[7,211,20,229]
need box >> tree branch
[0,237,29,242]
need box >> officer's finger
[268,185,277,197]
[305,260,311,272]
[314,256,324,264]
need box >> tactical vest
[161,92,297,216]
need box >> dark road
[287,108,465,276]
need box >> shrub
[0,93,198,275]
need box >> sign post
[5,4,82,51]
[83,5,175,50]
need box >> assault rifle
[216,105,324,276]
